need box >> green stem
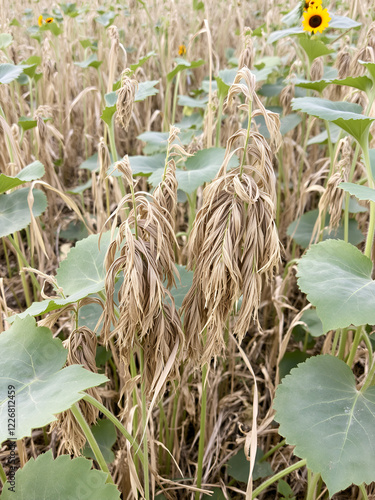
[240,98,253,174]
[107,118,118,163]
[187,192,197,234]
[82,394,145,463]
[252,459,307,498]
[7,234,41,292]
[171,72,180,126]
[359,483,369,500]
[195,358,208,500]
[346,326,363,368]
[306,471,321,500]
[361,142,375,258]
[130,352,140,476]
[163,81,172,132]
[259,439,286,462]
[215,94,224,148]
[337,329,348,361]
[0,461,7,485]
[139,348,150,500]
[166,384,179,474]
[331,329,340,356]
[70,403,114,484]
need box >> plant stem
[195,357,208,500]
[260,438,286,462]
[215,94,224,147]
[171,72,180,126]
[139,348,150,500]
[70,403,114,484]
[359,483,369,500]
[240,98,253,175]
[306,471,321,500]
[337,329,348,360]
[82,394,145,463]
[251,459,307,498]
[0,461,7,485]
[346,326,363,368]
[107,118,118,164]
[361,142,375,258]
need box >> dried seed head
[153,158,178,228]
[310,57,324,81]
[238,27,254,69]
[116,69,138,131]
[98,137,111,178]
[50,328,102,455]
[280,82,295,115]
[336,46,351,79]
[114,155,134,188]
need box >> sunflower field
[1,0,375,498]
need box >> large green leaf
[74,54,102,69]
[0,316,107,445]
[167,59,204,82]
[129,51,156,72]
[0,188,47,237]
[296,75,373,94]
[0,63,25,84]
[227,448,273,482]
[0,33,13,50]
[0,161,45,194]
[274,355,375,496]
[329,14,361,29]
[149,147,239,194]
[297,239,375,331]
[135,80,159,101]
[298,37,334,65]
[0,450,120,499]
[339,182,375,203]
[287,209,363,248]
[170,265,194,310]
[268,27,304,44]
[292,97,375,145]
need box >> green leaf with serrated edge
[83,419,117,463]
[0,316,108,445]
[274,355,375,496]
[228,448,273,482]
[298,36,334,65]
[292,97,375,145]
[0,161,45,194]
[56,231,112,296]
[300,309,324,337]
[0,63,25,84]
[297,239,375,332]
[0,450,120,499]
[167,59,204,82]
[287,209,363,249]
[339,182,375,203]
[0,188,47,237]
[74,54,102,69]
[279,351,310,380]
[296,75,373,93]
[129,51,156,72]
[134,80,159,101]
[148,147,239,194]
[0,33,13,50]
[329,14,361,29]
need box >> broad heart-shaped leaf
[292,97,375,145]
[170,265,194,310]
[297,239,375,332]
[0,450,120,499]
[274,355,375,496]
[129,51,156,72]
[0,161,45,194]
[148,147,239,194]
[268,26,304,44]
[0,316,108,445]
[298,36,334,64]
[108,153,166,178]
[339,182,375,203]
[56,231,112,296]
[134,80,159,102]
[227,448,273,482]
[329,14,361,29]
[0,63,25,84]
[0,188,47,238]
[0,33,13,49]
[287,209,363,249]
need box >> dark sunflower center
[309,14,322,28]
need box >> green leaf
[56,232,112,296]
[0,63,25,84]
[296,75,373,93]
[134,80,159,101]
[339,182,375,203]
[0,316,108,445]
[18,116,37,131]
[170,265,194,310]
[360,61,375,82]
[227,448,273,482]
[79,153,99,172]
[95,11,117,27]
[287,209,364,249]
[149,147,239,194]
[215,75,230,99]
[292,97,375,145]
[268,27,304,44]
[279,351,310,380]
[307,123,341,145]
[0,33,13,50]
[329,14,361,29]
[74,54,102,69]
[21,56,41,78]
[0,450,120,499]
[300,309,324,337]
[278,479,296,500]
[297,239,375,332]
[280,114,302,135]
[83,419,117,463]
[167,59,204,82]
[67,178,92,194]
[0,188,47,237]
[298,36,334,65]
[0,161,45,194]
[177,94,208,109]
[129,51,156,72]
[274,355,375,496]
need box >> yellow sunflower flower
[38,15,43,27]
[45,17,54,24]
[302,5,331,34]
[178,44,186,57]
[304,0,322,10]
